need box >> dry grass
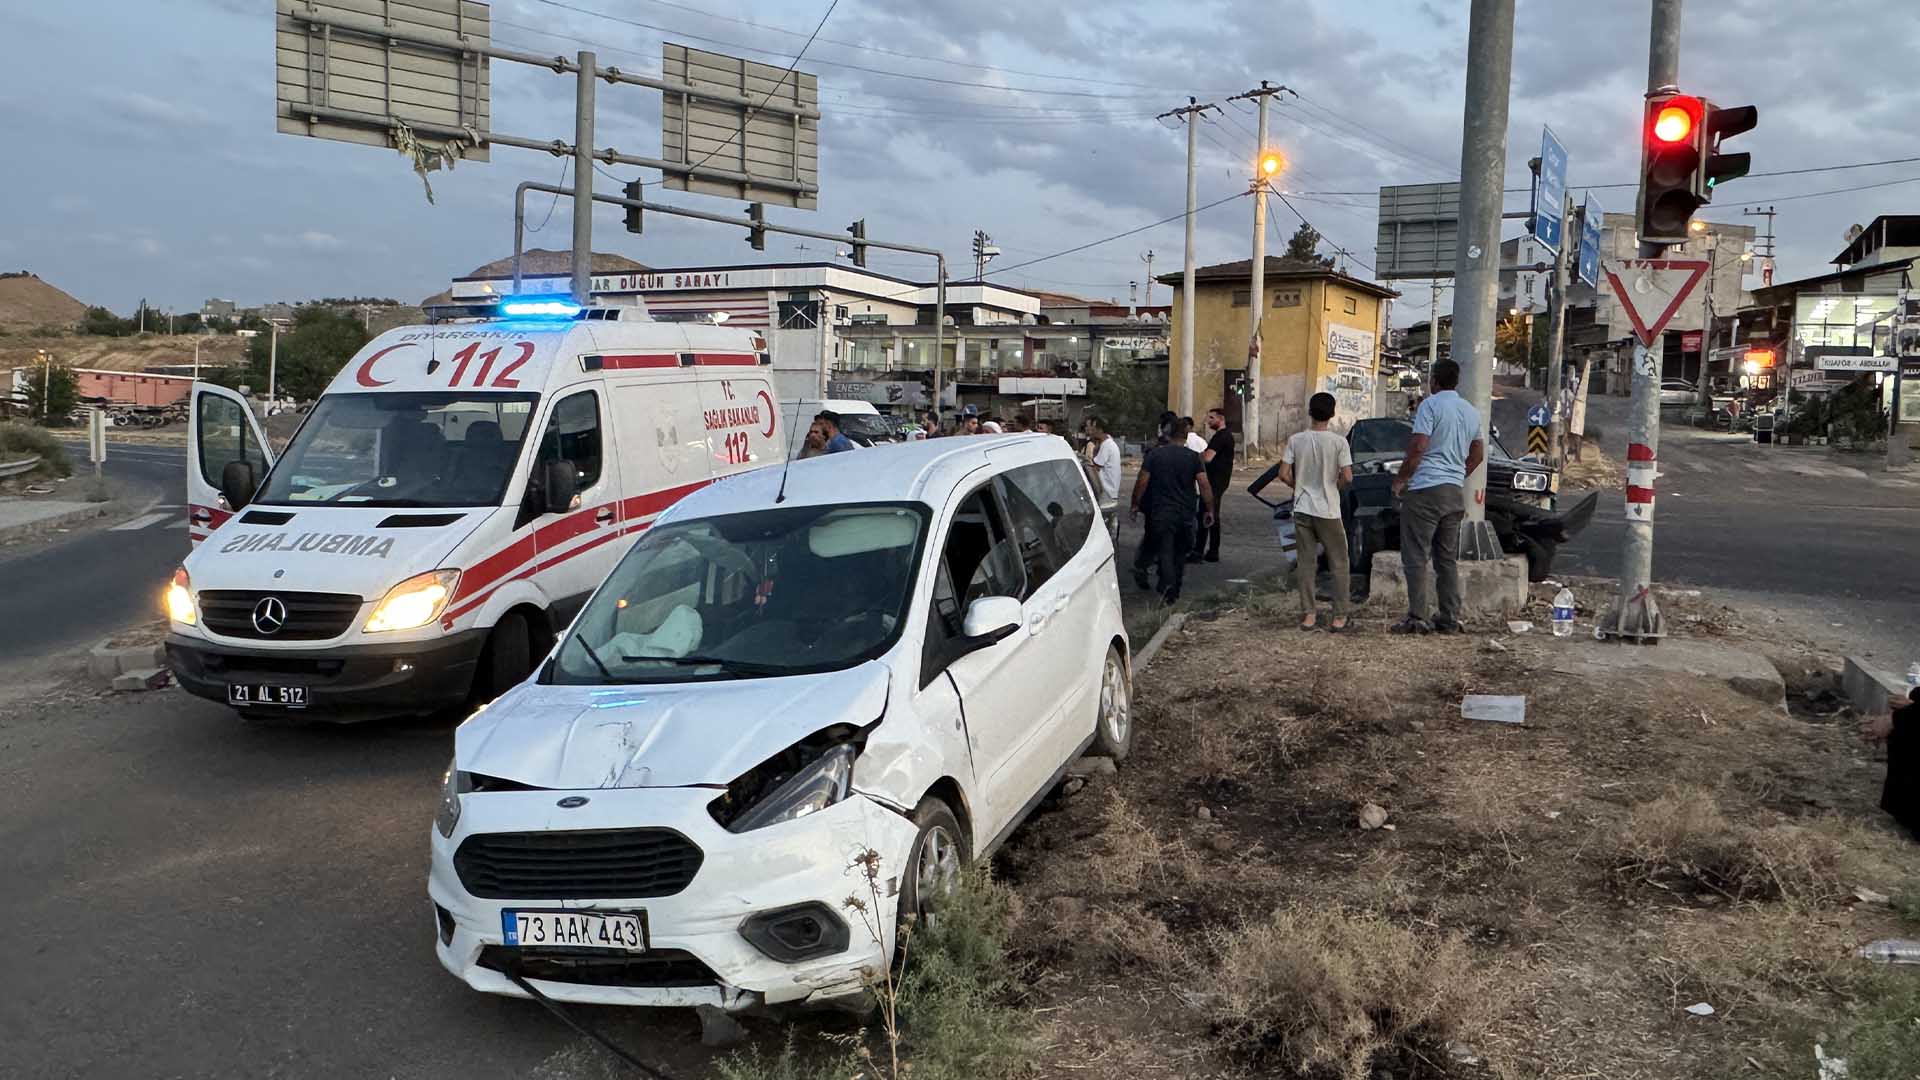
[1614,787,1847,903]
[1087,792,1201,893]
[1206,905,1502,1080]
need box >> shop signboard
[1326,323,1376,365]
[997,377,1086,396]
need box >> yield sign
[1604,258,1710,346]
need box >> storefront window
[1795,294,1896,352]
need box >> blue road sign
[1527,404,1550,428]
[1577,193,1603,287]
[1533,126,1568,253]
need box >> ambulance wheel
[480,612,533,700]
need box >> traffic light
[1637,91,1705,244]
[622,179,642,235]
[848,219,868,268]
[1702,103,1758,195]
[746,202,766,252]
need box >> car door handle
[595,509,615,524]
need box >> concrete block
[111,667,171,692]
[1845,657,1907,716]
[89,640,171,681]
[1368,551,1527,621]
[1553,639,1785,705]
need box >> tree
[23,360,80,425]
[78,306,134,336]
[230,307,371,402]
[1087,363,1170,443]
[1495,314,1530,372]
[1282,222,1336,268]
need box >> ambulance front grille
[198,590,364,641]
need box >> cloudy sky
[2,0,1915,325]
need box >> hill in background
[0,272,88,331]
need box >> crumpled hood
[185,506,490,599]
[456,662,891,790]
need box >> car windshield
[838,413,890,439]
[549,502,929,685]
[255,392,537,508]
[1348,418,1411,457]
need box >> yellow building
[1161,258,1396,448]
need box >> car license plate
[227,683,308,708]
[502,909,648,951]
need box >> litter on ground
[1461,694,1526,725]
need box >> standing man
[1085,416,1123,540]
[1281,393,1353,631]
[1131,418,1214,605]
[1194,407,1235,562]
[816,411,858,454]
[1390,359,1483,634]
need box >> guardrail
[0,456,42,479]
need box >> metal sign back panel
[1532,126,1568,253]
[275,0,491,160]
[661,44,819,210]
[1375,182,1461,280]
[1577,194,1603,287]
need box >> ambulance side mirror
[539,459,577,515]
[220,460,256,511]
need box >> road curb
[1134,612,1189,671]
[0,502,114,546]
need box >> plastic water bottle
[1551,588,1576,638]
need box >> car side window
[533,391,603,491]
[197,392,267,489]
[921,484,1023,686]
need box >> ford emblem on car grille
[556,796,589,809]
[251,596,287,635]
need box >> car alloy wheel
[912,822,961,924]
[1099,650,1130,752]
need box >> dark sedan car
[1252,417,1597,584]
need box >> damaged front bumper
[429,784,921,1011]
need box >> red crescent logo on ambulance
[354,342,417,387]
[757,389,777,437]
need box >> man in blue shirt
[1390,359,1484,633]
[816,411,857,454]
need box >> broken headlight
[1510,471,1550,492]
[720,743,856,834]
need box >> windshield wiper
[574,633,615,680]
[615,654,791,677]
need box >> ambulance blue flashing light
[498,297,582,318]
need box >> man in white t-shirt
[1084,416,1123,539]
[1281,392,1354,631]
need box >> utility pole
[1545,196,1576,468]
[1428,280,1444,374]
[1448,0,1515,555]
[1743,204,1777,287]
[1140,250,1156,306]
[1158,97,1216,418]
[570,50,597,306]
[193,338,202,383]
[1231,80,1286,452]
[267,321,280,406]
[1602,0,1684,643]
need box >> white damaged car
[429,434,1131,1014]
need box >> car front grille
[454,829,704,900]
[477,945,717,988]
[198,590,363,641]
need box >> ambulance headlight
[364,569,462,633]
[165,566,196,626]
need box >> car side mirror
[960,595,1022,648]
[540,459,578,515]
[220,460,256,511]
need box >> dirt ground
[993,581,1920,1079]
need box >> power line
[1288,90,1455,173]
[1294,154,1920,196]
[527,157,572,233]
[1266,181,1375,275]
[661,0,838,186]
[984,191,1252,278]
[530,0,1205,100]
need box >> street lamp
[1259,151,1285,178]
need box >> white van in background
[782,398,892,456]
[166,297,785,720]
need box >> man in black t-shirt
[1193,407,1236,562]
[1130,417,1214,604]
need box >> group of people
[1126,409,1234,604]
[1127,357,1485,634]
[796,411,859,458]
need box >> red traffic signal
[1638,92,1708,244]
[1650,96,1702,144]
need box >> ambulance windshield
[254,392,538,508]
[549,502,929,684]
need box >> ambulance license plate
[227,683,308,708]
[503,909,648,951]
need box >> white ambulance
[165,297,786,720]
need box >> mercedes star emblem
[251,596,288,635]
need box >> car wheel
[479,611,532,700]
[1520,536,1558,582]
[1091,645,1132,762]
[897,798,967,936]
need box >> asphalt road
[0,441,187,658]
